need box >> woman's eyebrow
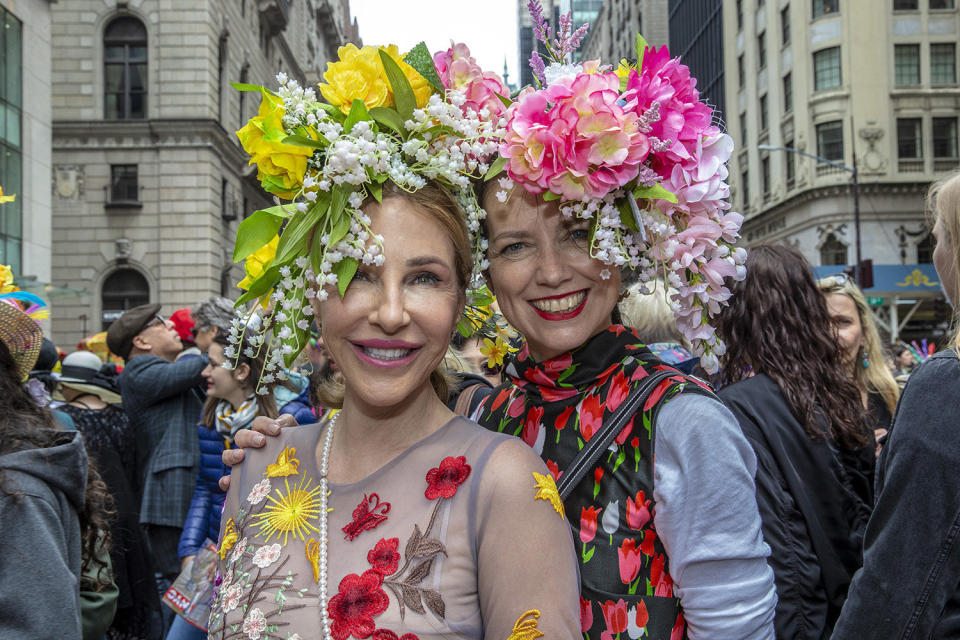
[492,230,531,242]
[405,255,450,269]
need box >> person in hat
[107,303,208,628]
[59,350,160,640]
[170,308,203,359]
[0,301,114,637]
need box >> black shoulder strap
[557,369,678,501]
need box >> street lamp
[757,143,862,284]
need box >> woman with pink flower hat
[223,7,776,638]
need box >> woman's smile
[529,289,588,319]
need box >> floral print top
[474,326,713,640]
[209,417,582,640]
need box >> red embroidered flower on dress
[328,569,390,640]
[343,493,391,541]
[372,629,419,640]
[367,538,401,575]
[424,456,471,500]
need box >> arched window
[101,268,149,330]
[104,16,147,119]
[917,232,936,263]
[820,233,848,266]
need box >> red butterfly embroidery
[343,493,391,541]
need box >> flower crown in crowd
[488,1,748,371]
[228,41,512,388]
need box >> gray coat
[119,353,206,528]
[0,431,87,638]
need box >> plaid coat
[119,354,206,528]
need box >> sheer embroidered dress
[209,417,581,640]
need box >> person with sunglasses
[106,303,209,634]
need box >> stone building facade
[723,0,959,341]
[580,0,670,62]
[49,0,355,346]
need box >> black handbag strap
[556,369,679,501]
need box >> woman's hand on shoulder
[218,414,298,491]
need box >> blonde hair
[927,171,960,353]
[818,276,900,414]
[314,180,470,408]
[618,281,689,347]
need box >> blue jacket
[177,379,316,559]
[273,371,316,425]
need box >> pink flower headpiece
[489,2,746,372]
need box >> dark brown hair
[201,332,279,428]
[716,244,868,449]
[0,340,114,589]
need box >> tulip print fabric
[209,417,582,640]
[475,325,713,640]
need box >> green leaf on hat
[281,134,326,149]
[542,191,562,201]
[379,48,417,120]
[333,257,359,298]
[369,106,406,137]
[233,206,290,262]
[633,183,678,204]
[274,201,325,265]
[328,208,351,248]
[235,264,281,306]
[496,92,513,108]
[635,34,649,71]
[318,102,347,123]
[230,82,269,93]
[617,198,641,233]
[368,181,383,203]
[343,99,371,133]
[403,42,444,94]
[483,155,508,182]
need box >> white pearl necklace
[318,413,339,640]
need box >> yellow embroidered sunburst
[506,610,544,640]
[265,446,300,477]
[251,475,322,544]
[218,518,238,560]
[532,472,565,518]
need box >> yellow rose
[238,235,279,291]
[0,264,18,294]
[236,92,314,198]
[318,44,431,114]
[318,44,392,113]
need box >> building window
[933,117,958,169]
[741,169,750,206]
[217,33,228,123]
[814,47,842,90]
[758,32,767,70]
[736,0,743,29]
[813,0,839,18]
[820,233,848,266]
[238,63,249,129]
[738,55,745,88]
[101,269,150,331]
[785,138,796,188]
[930,0,955,8]
[108,165,139,205]
[740,112,748,147]
[895,44,922,86]
[761,156,771,197]
[894,0,918,7]
[104,16,147,119]
[817,120,844,162]
[783,73,793,113]
[759,94,768,131]
[917,233,936,263]
[931,43,957,84]
[0,7,22,273]
[781,7,791,46]
[897,118,924,172]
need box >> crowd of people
[3,8,960,639]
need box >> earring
[861,350,870,369]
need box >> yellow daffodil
[0,264,19,294]
[532,472,565,518]
[479,334,511,369]
[318,44,431,114]
[238,235,279,291]
[0,186,14,204]
[236,91,314,197]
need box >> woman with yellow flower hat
[208,40,581,640]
